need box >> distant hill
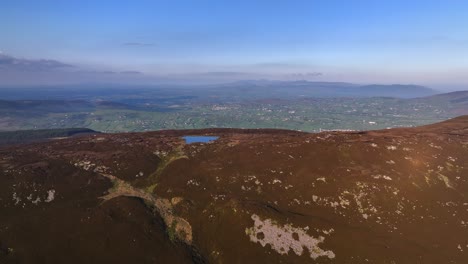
[214,81,437,98]
[0,82,437,102]
[0,100,94,114]
[411,90,468,115]
[0,99,137,115]
[0,128,100,146]
[353,84,436,98]
[418,90,468,102]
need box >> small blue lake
[183,136,219,144]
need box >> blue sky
[1,0,468,88]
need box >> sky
[1,0,468,89]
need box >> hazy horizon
[2,1,468,90]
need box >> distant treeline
[0,128,99,146]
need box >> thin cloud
[123,42,156,47]
[120,71,142,75]
[0,54,73,71]
[0,54,149,86]
[285,72,323,78]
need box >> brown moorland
[1,116,468,263]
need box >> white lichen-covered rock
[245,214,335,260]
[12,192,21,205]
[45,189,56,202]
[386,145,397,150]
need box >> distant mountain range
[0,88,453,115]
[213,80,437,98]
[0,81,439,100]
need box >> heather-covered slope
[1,117,468,263]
